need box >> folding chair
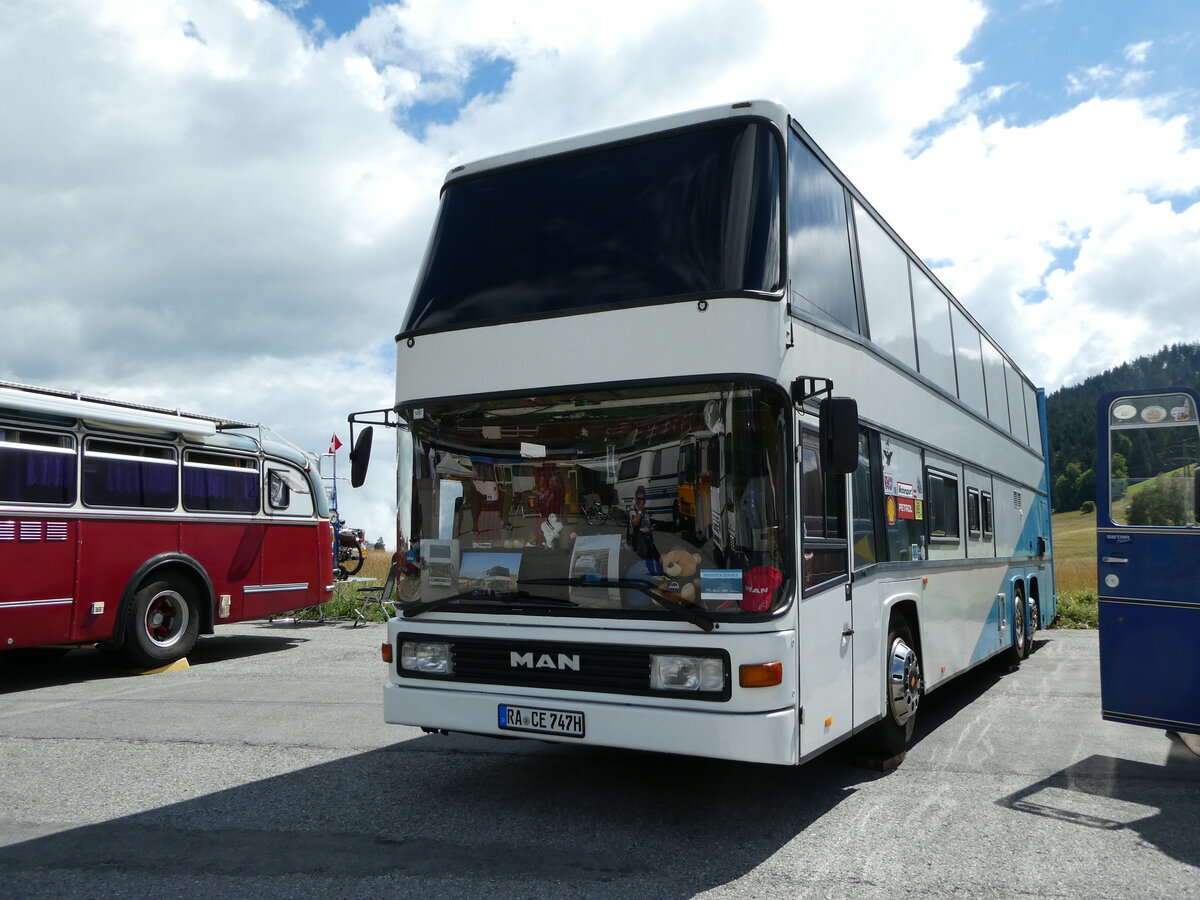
[354,553,397,626]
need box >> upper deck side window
[0,427,76,505]
[854,199,914,367]
[787,133,858,333]
[404,121,783,334]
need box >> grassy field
[1051,508,1098,628]
[297,549,395,623]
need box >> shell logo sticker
[886,495,897,525]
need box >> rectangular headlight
[400,640,454,675]
[650,654,725,692]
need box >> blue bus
[1096,387,1200,736]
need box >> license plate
[497,704,585,738]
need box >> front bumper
[383,680,799,765]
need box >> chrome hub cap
[887,637,922,726]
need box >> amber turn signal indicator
[739,661,782,687]
[381,642,393,664]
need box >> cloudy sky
[2,0,1198,542]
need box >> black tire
[339,544,364,577]
[120,579,200,668]
[1028,596,1041,651]
[1006,586,1028,664]
[868,619,922,758]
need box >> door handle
[842,628,854,637]
[1101,556,1129,564]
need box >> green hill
[1046,342,1200,512]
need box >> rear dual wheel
[1006,585,1029,665]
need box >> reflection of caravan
[614,443,680,525]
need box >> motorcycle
[335,527,367,578]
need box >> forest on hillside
[1045,342,1200,511]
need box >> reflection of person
[629,486,659,561]
[499,480,513,528]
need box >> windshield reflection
[401,382,792,618]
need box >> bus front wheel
[869,619,922,759]
[120,579,200,668]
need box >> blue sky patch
[963,0,1200,128]
[402,56,516,135]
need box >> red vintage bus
[1,381,336,667]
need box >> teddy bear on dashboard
[657,548,702,604]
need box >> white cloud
[867,96,1200,388]
[1,0,1197,538]
[1124,40,1153,65]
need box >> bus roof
[0,380,255,435]
[441,99,789,187]
[0,381,319,469]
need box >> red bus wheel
[121,579,199,668]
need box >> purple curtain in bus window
[83,458,177,508]
[0,448,76,503]
[183,467,259,513]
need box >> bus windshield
[404,121,783,334]
[402,382,792,618]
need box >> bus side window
[800,428,847,589]
[967,488,981,537]
[0,429,76,505]
[851,429,877,570]
[268,470,290,510]
[267,465,314,517]
[84,439,178,510]
[182,451,259,514]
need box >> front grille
[397,632,731,701]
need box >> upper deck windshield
[401,382,792,621]
[404,121,783,334]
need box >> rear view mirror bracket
[347,407,400,489]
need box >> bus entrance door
[797,426,854,757]
[1096,388,1200,736]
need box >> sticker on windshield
[701,569,742,604]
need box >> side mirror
[349,426,374,488]
[819,397,859,475]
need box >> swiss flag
[329,434,343,454]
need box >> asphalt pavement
[0,621,1197,899]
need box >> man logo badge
[510,651,581,671]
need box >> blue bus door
[1096,388,1200,736]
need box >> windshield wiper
[400,590,578,618]
[519,576,716,632]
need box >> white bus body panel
[386,619,801,766]
[396,298,790,407]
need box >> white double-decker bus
[354,100,1055,765]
